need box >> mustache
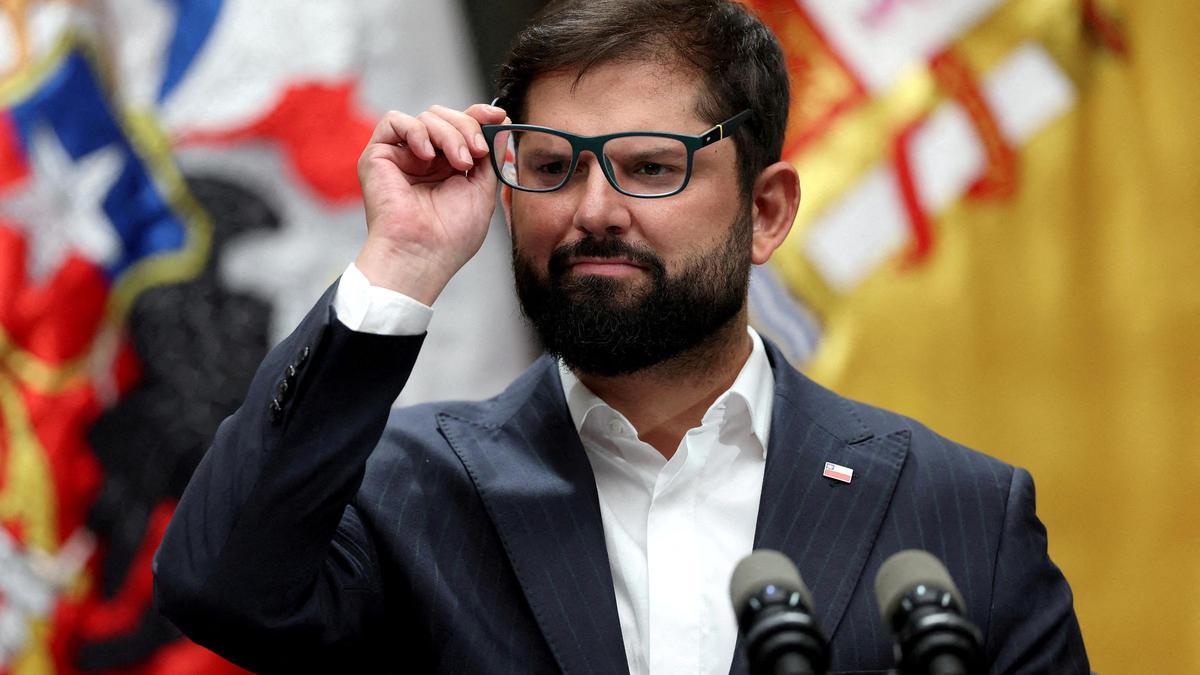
[547,237,666,277]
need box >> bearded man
[154,1,1090,673]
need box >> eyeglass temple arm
[700,109,754,146]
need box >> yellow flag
[746,0,1200,672]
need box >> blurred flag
[0,0,530,672]
[0,33,236,674]
[745,0,1200,672]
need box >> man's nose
[570,153,631,238]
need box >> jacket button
[276,379,290,401]
[285,364,297,381]
[297,346,310,365]
[268,398,283,423]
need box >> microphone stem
[928,653,970,675]
[772,652,816,675]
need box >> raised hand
[354,103,509,305]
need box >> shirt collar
[557,327,774,456]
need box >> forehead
[522,60,708,136]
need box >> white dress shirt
[333,262,773,675]
[559,331,771,675]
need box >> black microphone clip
[731,550,830,675]
[889,583,983,675]
[739,584,829,675]
[876,550,984,675]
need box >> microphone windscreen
[729,549,813,614]
[874,550,965,623]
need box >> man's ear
[500,183,514,237]
[749,161,800,265]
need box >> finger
[462,103,512,149]
[430,105,491,157]
[362,142,444,185]
[371,111,436,160]
[463,102,509,126]
[359,127,463,188]
[418,110,476,171]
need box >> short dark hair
[495,0,790,196]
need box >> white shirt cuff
[331,262,433,336]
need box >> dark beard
[512,209,752,376]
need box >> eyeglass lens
[491,130,690,197]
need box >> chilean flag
[0,43,243,674]
[1,1,524,671]
[822,461,854,484]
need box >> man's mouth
[545,237,665,280]
[565,256,647,277]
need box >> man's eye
[536,161,568,175]
[634,162,674,177]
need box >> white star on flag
[0,123,124,282]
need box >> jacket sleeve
[986,467,1091,674]
[153,281,425,671]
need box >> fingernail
[485,104,504,114]
[474,133,487,152]
[458,147,472,164]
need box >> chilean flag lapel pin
[823,461,854,484]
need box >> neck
[575,310,753,460]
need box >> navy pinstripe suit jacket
[155,284,1089,674]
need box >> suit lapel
[437,357,628,675]
[752,344,909,640]
[437,344,906,674]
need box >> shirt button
[607,419,624,435]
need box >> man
[154,1,1090,673]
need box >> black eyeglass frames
[480,109,753,198]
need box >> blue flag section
[158,0,226,102]
[6,48,192,281]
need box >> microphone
[874,550,984,675]
[730,549,829,675]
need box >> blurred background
[0,0,1195,673]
